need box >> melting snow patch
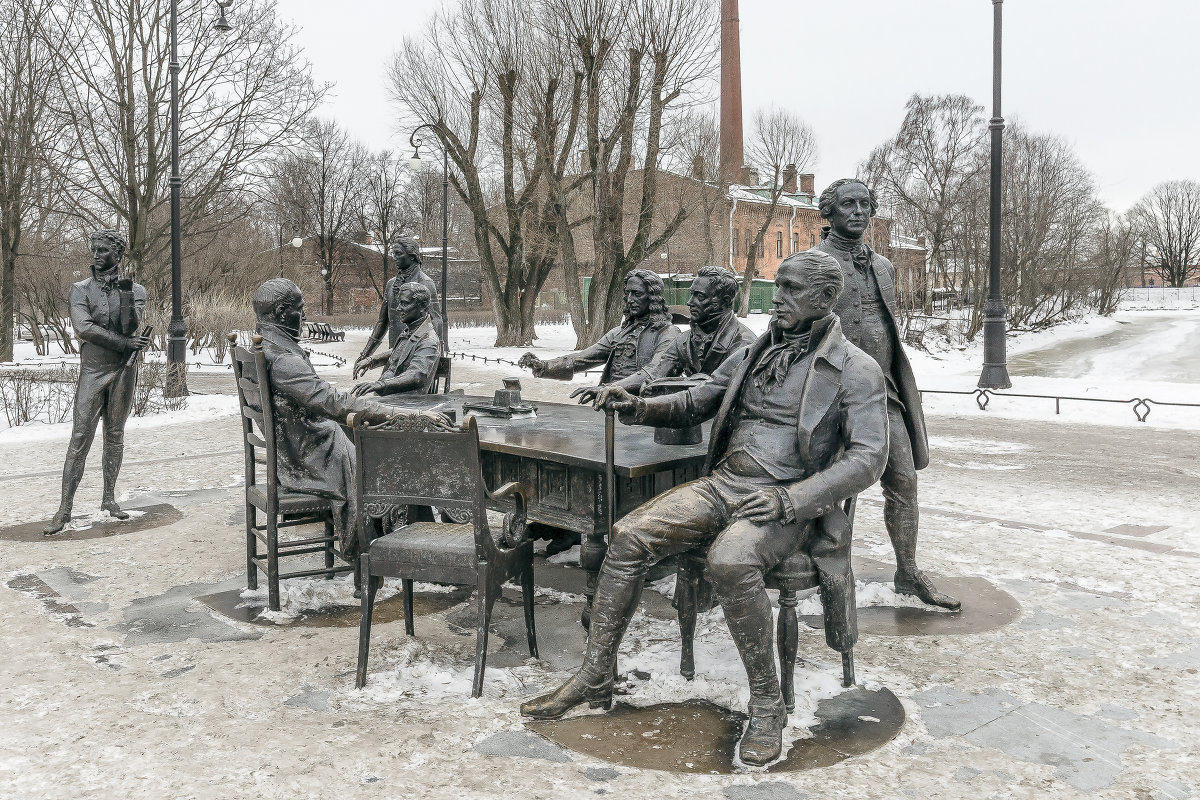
[796,581,959,615]
[238,574,400,624]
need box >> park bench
[304,322,345,342]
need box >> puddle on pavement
[529,687,904,774]
[196,586,472,628]
[0,503,183,542]
[6,574,93,627]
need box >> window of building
[792,232,799,252]
[732,229,739,257]
[776,231,783,258]
[810,233,816,247]
[758,237,764,258]
[745,229,753,259]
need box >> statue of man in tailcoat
[815,178,958,609]
[355,238,443,374]
[253,278,448,559]
[44,230,150,535]
[521,251,889,767]
[517,269,680,389]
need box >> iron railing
[920,388,1200,423]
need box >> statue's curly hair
[625,268,671,328]
[779,250,844,304]
[817,178,878,220]
[252,278,302,319]
[397,281,432,311]
[89,229,127,260]
[391,237,422,269]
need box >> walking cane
[605,406,617,681]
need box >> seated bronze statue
[577,265,756,403]
[45,230,150,535]
[351,283,441,397]
[252,278,449,560]
[521,250,889,767]
[518,269,679,388]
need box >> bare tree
[0,0,66,361]
[551,0,719,345]
[356,150,415,299]
[271,119,366,314]
[736,107,817,315]
[668,108,721,265]
[1086,213,1134,316]
[862,94,988,314]
[1129,180,1200,288]
[46,0,323,300]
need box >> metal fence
[920,387,1200,423]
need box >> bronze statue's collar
[825,230,867,254]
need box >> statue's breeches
[603,470,807,601]
[67,365,136,455]
[880,402,919,574]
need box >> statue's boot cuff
[895,569,960,611]
[520,673,614,720]
[739,698,788,766]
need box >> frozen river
[1007,312,1200,383]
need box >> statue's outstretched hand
[352,381,381,397]
[570,385,601,405]
[417,410,455,430]
[517,352,544,376]
[732,489,784,524]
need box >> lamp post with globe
[408,125,449,344]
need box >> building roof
[727,184,819,210]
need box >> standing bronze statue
[521,251,889,767]
[253,278,448,559]
[355,238,443,374]
[518,269,679,388]
[351,283,441,397]
[44,231,150,535]
[816,178,958,610]
[584,265,756,399]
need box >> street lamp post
[978,0,1011,389]
[409,125,449,345]
[165,0,233,395]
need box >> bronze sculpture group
[42,179,957,769]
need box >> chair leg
[471,574,496,698]
[356,554,379,689]
[777,589,799,714]
[402,578,415,636]
[521,557,538,659]
[842,650,855,688]
[677,566,698,680]
[324,517,335,578]
[266,512,281,612]
[245,504,258,590]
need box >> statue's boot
[44,450,87,536]
[721,588,788,767]
[521,572,642,719]
[886,491,960,611]
[100,441,129,519]
[895,569,959,611]
[43,507,73,536]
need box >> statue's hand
[417,410,455,430]
[569,385,601,405]
[127,332,151,352]
[517,352,544,375]
[593,386,637,414]
[352,358,369,380]
[732,489,784,524]
[352,381,380,397]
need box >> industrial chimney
[719,0,744,185]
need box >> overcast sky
[273,0,1197,212]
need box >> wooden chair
[674,497,859,712]
[229,333,354,611]
[351,414,537,697]
[429,356,452,394]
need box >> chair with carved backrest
[351,413,536,697]
[429,356,452,394]
[228,333,353,612]
[674,496,859,712]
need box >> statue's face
[90,238,121,277]
[825,182,873,239]
[773,263,831,331]
[688,276,728,325]
[624,276,650,319]
[397,287,426,325]
[392,242,418,272]
[275,294,305,339]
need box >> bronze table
[369,394,710,621]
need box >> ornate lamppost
[408,125,449,344]
[978,0,1011,389]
